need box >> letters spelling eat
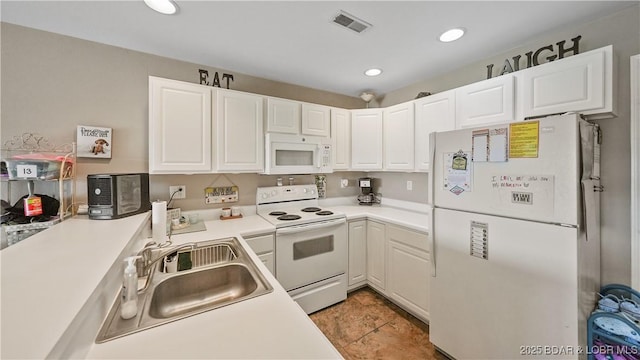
[199,69,234,89]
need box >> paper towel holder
[152,200,169,246]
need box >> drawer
[244,233,274,254]
[387,224,428,252]
[257,252,275,275]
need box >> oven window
[275,149,314,166]
[293,235,334,260]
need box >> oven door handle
[276,218,346,235]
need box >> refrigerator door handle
[428,208,436,277]
[428,132,436,204]
[428,132,436,277]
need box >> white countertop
[0,213,151,359]
[333,205,429,233]
[87,228,340,360]
[0,200,429,359]
[319,197,430,234]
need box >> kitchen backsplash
[368,172,428,204]
[144,171,429,211]
[148,172,367,211]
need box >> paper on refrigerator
[443,151,472,195]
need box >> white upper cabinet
[302,103,331,137]
[214,88,264,172]
[266,97,300,134]
[455,74,515,129]
[351,109,383,171]
[520,45,614,119]
[149,76,212,174]
[383,102,415,171]
[265,99,330,137]
[331,108,351,170]
[414,90,456,172]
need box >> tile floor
[309,287,449,360]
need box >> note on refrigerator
[489,127,508,162]
[444,151,473,194]
[473,127,508,163]
[509,121,539,158]
[472,129,489,162]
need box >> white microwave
[264,133,333,174]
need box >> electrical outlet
[406,180,413,191]
[169,185,186,199]
[340,179,349,188]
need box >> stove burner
[269,211,287,216]
[278,214,302,221]
[316,210,334,216]
[301,207,322,212]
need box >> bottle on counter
[23,180,43,217]
[120,256,142,320]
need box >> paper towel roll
[152,201,167,244]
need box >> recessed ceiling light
[365,68,382,77]
[144,0,178,15]
[439,28,465,42]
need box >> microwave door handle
[316,145,322,168]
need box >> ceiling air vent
[332,11,371,33]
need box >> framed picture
[77,126,112,158]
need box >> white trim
[631,54,640,290]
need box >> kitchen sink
[95,237,273,343]
[148,264,258,319]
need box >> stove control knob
[271,190,277,197]
[261,193,268,199]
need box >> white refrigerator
[427,113,601,359]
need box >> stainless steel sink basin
[148,264,258,319]
[96,237,273,343]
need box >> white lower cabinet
[386,225,430,322]
[244,233,275,276]
[348,220,367,289]
[347,218,430,322]
[366,220,386,292]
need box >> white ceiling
[1,1,636,97]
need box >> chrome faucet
[137,242,196,288]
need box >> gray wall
[2,4,638,285]
[367,172,429,204]
[378,5,640,286]
[0,23,365,208]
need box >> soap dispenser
[121,256,142,320]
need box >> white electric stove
[256,185,347,314]
[256,185,345,227]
